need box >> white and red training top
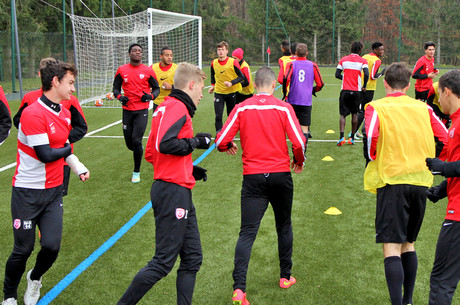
[13,98,71,189]
[215,93,306,175]
[337,53,368,91]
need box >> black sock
[350,133,355,139]
[401,251,417,305]
[340,132,344,139]
[384,256,403,305]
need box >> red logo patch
[175,208,185,219]
[13,219,21,230]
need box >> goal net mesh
[69,8,201,107]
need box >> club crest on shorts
[176,208,186,219]
[23,220,32,230]
[13,219,21,230]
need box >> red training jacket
[215,94,306,175]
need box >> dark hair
[384,62,412,90]
[439,70,460,99]
[40,59,77,91]
[296,43,308,57]
[424,41,435,50]
[350,41,364,54]
[128,43,142,53]
[160,46,172,55]
[281,40,290,52]
[371,42,383,51]
[217,41,229,49]
[290,42,298,56]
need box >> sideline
[37,144,216,304]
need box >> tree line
[0,0,458,81]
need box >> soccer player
[425,70,460,305]
[356,42,385,138]
[208,41,247,132]
[412,41,439,102]
[363,62,448,305]
[335,41,369,146]
[215,67,306,305]
[284,43,324,138]
[232,48,254,104]
[277,40,294,85]
[113,43,160,183]
[1,59,90,305]
[117,63,211,305]
[151,46,178,111]
[13,57,87,196]
[0,85,11,145]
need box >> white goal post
[69,8,202,107]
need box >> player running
[412,41,439,102]
[2,59,89,305]
[216,66,306,305]
[364,62,448,305]
[13,58,87,196]
[151,46,177,111]
[113,43,160,183]
[117,63,211,305]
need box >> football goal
[69,8,202,107]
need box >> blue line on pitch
[37,147,213,304]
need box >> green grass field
[0,66,457,304]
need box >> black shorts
[429,220,460,304]
[362,90,375,105]
[291,104,312,126]
[235,92,253,104]
[375,184,427,243]
[339,90,362,116]
[415,90,429,102]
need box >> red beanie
[232,48,244,60]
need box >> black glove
[119,96,129,106]
[426,180,448,203]
[192,165,207,182]
[141,91,153,103]
[194,132,212,149]
[426,158,445,176]
[312,86,317,97]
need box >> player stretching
[151,46,177,111]
[113,43,160,183]
[284,43,324,139]
[364,62,448,305]
[425,70,460,305]
[117,63,211,305]
[412,41,439,102]
[2,60,89,305]
[335,41,369,145]
[216,67,306,305]
[208,41,247,132]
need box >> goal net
[69,8,202,108]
